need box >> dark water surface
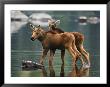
[11,11,100,77]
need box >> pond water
[11,11,100,77]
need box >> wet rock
[22,60,44,70]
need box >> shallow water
[11,51,100,77]
[11,11,100,77]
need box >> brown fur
[49,27,64,33]
[30,24,82,67]
[48,23,90,66]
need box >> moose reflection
[41,64,89,77]
[68,65,90,77]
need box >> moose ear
[48,20,51,23]
[37,25,40,28]
[30,24,35,30]
[55,20,60,25]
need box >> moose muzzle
[31,37,35,41]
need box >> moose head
[30,24,42,41]
[48,19,60,29]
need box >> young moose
[30,24,83,67]
[48,19,90,67]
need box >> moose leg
[60,63,65,77]
[67,47,77,67]
[82,49,90,66]
[77,44,90,66]
[61,50,65,65]
[74,48,84,66]
[72,42,82,59]
[42,67,47,77]
[52,49,56,56]
[49,64,55,77]
[40,49,49,65]
[71,40,83,65]
[49,50,55,66]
